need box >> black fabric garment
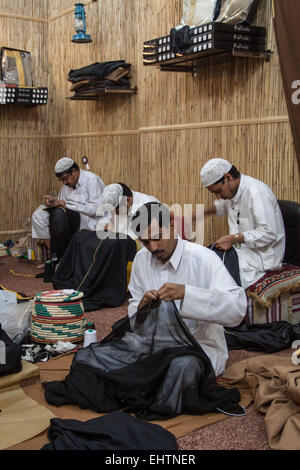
[41,411,178,450]
[73,78,130,91]
[69,74,105,84]
[43,301,242,420]
[209,245,242,286]
[52,229,137,312]
[0,323,22,377]
[73,79,131,96]
[170,26,190,53]
[68,61,131,82]
[46,206,80,261]
[43,261,55,283]
[277,200,300,266]
[213,0,222,20]
[225,320,300,352]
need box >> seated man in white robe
[32,157,106,263]
[199,158,285,289]
[128,201,247,378]
[43,202,247,417]
[98,183,160,239]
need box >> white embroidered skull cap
[200,158,232,187]
[101,183,123,208]
[55,157,74,174]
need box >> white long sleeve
[59,169,106,230]
[213,175,285,286]
[128,238,247,375]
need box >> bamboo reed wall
[0,0,299,245]
[47,0,139,190]
[0,1,50,240]
[136,0,299,243]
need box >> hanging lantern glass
[72,3,92,43]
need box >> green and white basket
[31,289,87,343]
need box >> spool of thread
[28,249,36,260]
[86,321,96,330]
[83,329,97,348]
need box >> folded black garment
[43,301,243,421]
[71,77,130,91]
[225,320,300,352]
[52,230,137,312]
[68,74,106,84]
[71,79,107,92]
[209,245,241,287]
[0,323,22,377]
[41,411,178,450]
[68,61,131,82]
[73,79,107,91]
[73,79,131,96]
[105,78,130,88]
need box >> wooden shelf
[143,23,270,76]
[152,49,272,76]
[66,86,138,100]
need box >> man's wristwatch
[233,233,241,248]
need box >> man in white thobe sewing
[127,202,247,377]
[199,158,286,289]
[31,157,106,261]
[98,183,160,239]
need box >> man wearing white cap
[200,158,285,288]
[98,183,160,239]
[32,157,105,262]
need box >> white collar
[153,235,183,271]
[231,174,244,204]
[76,169,83,188]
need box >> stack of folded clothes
[68,60,132,97]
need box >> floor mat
[7,353,254,450]
[0,361,55,449]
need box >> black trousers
[46,207,80,261]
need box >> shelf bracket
[159,64,197,75]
